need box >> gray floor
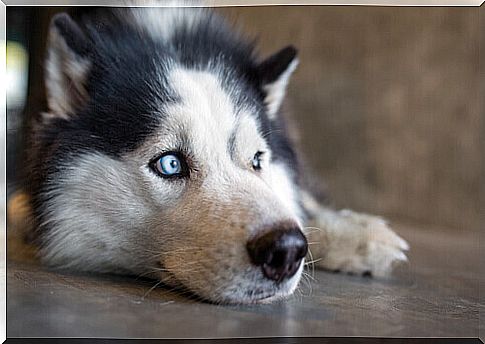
[7,222,483,338]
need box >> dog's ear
[257,46,298,118]
[44,13,92,119]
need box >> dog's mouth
[154,258,304,305]
[237,277,301,304]
[242,289,288,304]
[155,228,307,304]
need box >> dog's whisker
[299,275,310,293]
[302,270,317,282]
[293,286,303,302]
[142,279,164,299]
[304,258,323,266]
[300,272,314,296]
[306,247,316,279]
[145,267,199,275]
[302,227,315,231]
[138,273,207,304]
[134,270,165,281]
[302,226,324,234]
[143,247,204,257]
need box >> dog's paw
[307,208,409,277]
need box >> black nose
[246,225,308,283]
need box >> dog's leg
[7,191,39,263]
[301,193,409,277]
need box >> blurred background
[6,6,482,233]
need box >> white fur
[305,207,409,277]
[39,153,158,274]
[128,4,204,42]
[264,58,299,119]
[267,163,303,224]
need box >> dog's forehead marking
[169,67,236,135]
[164,67,266,162]
[129,6,202,41]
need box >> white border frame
[0,1,483,343]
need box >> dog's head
[34,8,306,303]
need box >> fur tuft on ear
[257,45,299,119]
[44,12,92,120]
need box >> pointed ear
[257,46,298,118]
[45,13,91,119]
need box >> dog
[12,6,409,304]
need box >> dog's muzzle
[246,224,308,283]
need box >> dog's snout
[246,225,308,283]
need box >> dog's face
[33,9,306,303]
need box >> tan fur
[7,192,38,264]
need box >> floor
[6,221,484,339]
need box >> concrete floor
[6,222,483,339]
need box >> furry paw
[307,208,409,277]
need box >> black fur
[257,46,297,84]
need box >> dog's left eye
[252,151,264,171]
[150,152,188,178]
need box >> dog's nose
[246,226,308,283]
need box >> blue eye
[151,152,188,178]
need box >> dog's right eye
[252,151,264,171]
[149,152,189,178]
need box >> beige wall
[219,6,481,231]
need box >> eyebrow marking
[227,121,239,161]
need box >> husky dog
[18,6,409,304]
